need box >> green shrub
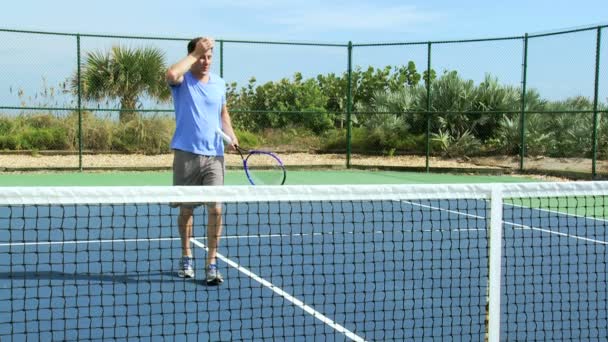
[0,117,13,134]
[235,130,261,147]
[112,115,174,154]
[319,127,425,154]
[84,119,114,151]
[431,130,482,157]
[0,135,18,149]
[320,129,347,151]
[24,113,59,129]
[18,127,70,150]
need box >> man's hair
[187,37,214,54]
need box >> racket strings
[245,152,285,185]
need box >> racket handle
[216,128,233,144]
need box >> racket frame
[235,145,287,185]
[217,128,286,185]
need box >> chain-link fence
[0,25,606,178]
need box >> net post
[219,40,224,78]
[486,184,503,342]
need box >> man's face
[194,50,213,75]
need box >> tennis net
[1,182,607,341]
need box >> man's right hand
[192,37,215,58]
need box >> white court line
[0,227,482,249]
[1,230,466,248]
[506,201,608,223]
[190,238,366,342]
[503,221,608,245]
[215,228,485,241]
[403,200,608,245]
[0,236,180,247]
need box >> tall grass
[0,112,175,154]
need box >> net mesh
[0,182,607,341]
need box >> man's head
[188,37,215,75]
[187,37,214,54]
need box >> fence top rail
[0,28,187,41]
[0,28,346,47]
[2,23,606,47]
[353,35,524,47]
[527,23,608,39]
[217,39,347,47]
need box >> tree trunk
[120,97,138,123]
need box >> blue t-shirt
[170,71,226,156]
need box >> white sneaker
[178,256,195,278]
[205,264,224,285]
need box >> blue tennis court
[1,185,607,341]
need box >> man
[166,36,238,285]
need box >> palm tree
[73,45,171,122]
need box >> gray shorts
[172,149,225,208]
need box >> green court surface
[0,169,538,186]
[506,196,608,219]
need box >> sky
[1,0,606,43]
[0,0,607,106]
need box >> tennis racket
[217,128,287,185]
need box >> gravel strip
[0,153,494,169]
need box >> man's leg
[173,150,197,278]
[178,206,194,257]
[206,205,223,266]
[177,206,195,278]
[205,204,224,284]
[202,156,225,284]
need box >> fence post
[219,40,224,78]
[592,27,602,179]
[519,33,529,171]
[426,42,432,173]
[346,41,353,169]
[77,34,83,172]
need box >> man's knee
[180,206,194,217]
[208,205,222,216]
